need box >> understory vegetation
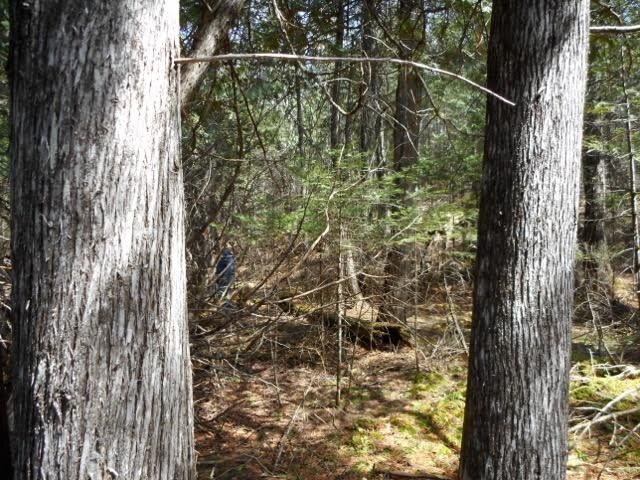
[191,278,639,479]
[176,1,640,477]
[1,0,640,478]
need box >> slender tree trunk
[9,1,195,478]
[392,58,422,174]
[379,0,423,323]
[336,217,345,406]
[360,0,382,172]
[619,41,640,309]
[330,0,344,158]
[583,150,608,251]
[342,0,352,147]
[391,0,423,174]
[460,2,589,479]
[296,74,305,157]
[582,142,612,298]
[181,0,245,104]
[344,241,367,310]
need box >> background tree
[378,0,425,325]
[577,1,640,324]
[8,1,194,478]
[181,0,246,105]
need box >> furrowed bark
[0,349,11,478]
[9,1,195,478]
[460,2,589,479]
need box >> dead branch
[175,53,516,106]
[591,25,640,34]
[372,465,451,479]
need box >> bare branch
[175,52,516,107]
[590,25,640,34]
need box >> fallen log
[275,293,412,349]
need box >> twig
[175,53,516,106]
[212,398,247,421]
[272,380,314,469]
[274,273,361,304]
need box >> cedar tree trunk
[459,2,589,479]
[9,1,195,478]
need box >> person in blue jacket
[214,244,236,299]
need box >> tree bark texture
[9,1,195,478]
[0,349,12,478]
[460,2,589,479]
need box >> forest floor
[191,279,640,480]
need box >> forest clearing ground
[192,280,640,480]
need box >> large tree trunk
[459,2,589,479]
[9,1,195,478]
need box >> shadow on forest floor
[191,279,640,480]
